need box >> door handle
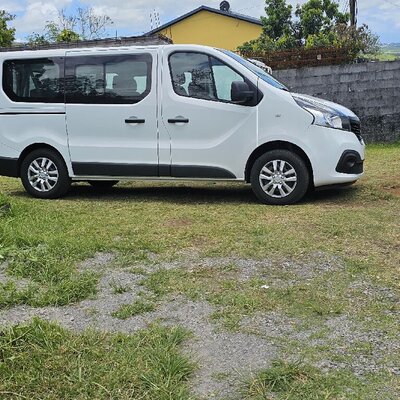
[125,117,145,124]
[168,118,189,124]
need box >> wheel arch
[18,143,68,177]
[245,140,314,186]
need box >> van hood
[292,93,359,121]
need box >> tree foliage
[295,0,349,37]
[261,0,293,40]
[27,7,112,45]
[0,10,15,47]
[238,0,379,60]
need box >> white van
[0,44,364,205]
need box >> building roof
[0,35,171,53]
[146,5,262,36]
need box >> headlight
[294,97,351,131]
[305,107,351,131]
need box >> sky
[2,0,400,44]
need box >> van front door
[160,49,258,180]
[65,50,158,177]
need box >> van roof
[0,35,171,53]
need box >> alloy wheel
[259,159,298,199]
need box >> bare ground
[0,252,399,399]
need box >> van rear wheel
[20,148,71,199]
[250,150,309,205]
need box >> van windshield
[218,49,288,91]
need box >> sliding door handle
[125,117,145,124]
[168,118,189,124]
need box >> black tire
[88,180,119,189]
[250,149,310,205]
[20,148,71,199]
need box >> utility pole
[350,0,357,27]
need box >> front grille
[350,119,363,142]
[350,120,361,135]
[351,122,361,135]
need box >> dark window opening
[169,51,256,106]
[3,58,64,103]
[65,54,152,104]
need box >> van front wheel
[20,149,71,199]
[250,150,309,205]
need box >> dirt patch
[381,185,400,197]
[0,276,276,399]
[241,311,306,340]
[164,217,193,228]
[0,267,148,332]
[1,252,399,399]
[153,297,276,400]
[323,315,400,376]
[0,262,7,284]
[0,262,31,289]
[0,253,280,399]
[349,279,399,305]
[77,252,116,272]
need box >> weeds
[0,318,194,400]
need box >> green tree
[238,0,379,61]
[0,10,15,47]
[28,7,112,45]
[333,23,380,58]
[57,29,81,43]
[26,33,49,46]
[295,0,349,37]
[261,0,293,40]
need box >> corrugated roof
[146,5,262,36]
[0,35,171,52]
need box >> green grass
[140,257,399,331]
[0,143,398,308]
[373,52,398,61]
[0,318,194,400]
[110,281,131,294]
[0,143,399,398]
[112,299,156,320]
[243,360,395,400]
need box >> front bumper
[336,150,364,174]
[306,125,365,187]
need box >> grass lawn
[0,318,193,399]
[0,143,399,399]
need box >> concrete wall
[274,61,400,143]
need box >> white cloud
[12,3,59,35]
[79,0,215,32]
[0,1,25,13]
[9,1,73,36]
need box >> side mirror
[231,81,254,104]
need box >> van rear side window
[65,54,152,104]
[2,58,64,103]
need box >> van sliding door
[65,49,159,178]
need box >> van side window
[210,58,244,102]
[169,53,216,100]
[169,52,245,103]
[66,54,152,104]
[2,58,64,103]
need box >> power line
[236,1,265,14]
[344,1,350,13]
[340,0,349,13]
[381,0,400,7]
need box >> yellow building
[146,4,262,51]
